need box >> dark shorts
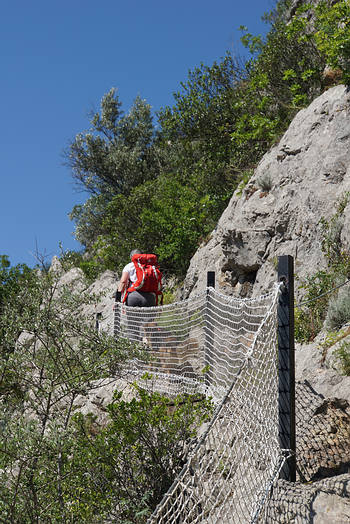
[126,291,156,307]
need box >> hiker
[116,249,162,306]
[115,250,163,342]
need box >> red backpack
[123,253,163,305]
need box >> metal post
[114,292,121,340]
[204,272,215,387]
[207,271,215,289]
[95,312,102,332]
[277,255,296,482]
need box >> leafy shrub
[295,270,336,342]
[334,340,350,376]
[325,288,350,330]
[256,173,273,192]
[0,267,142,522]
[287,1,350,86]
[295,194,350,342]
[162,289,176,304]
[63,388,213,522]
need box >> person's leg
[125,292,143,341]
[126,292,157,343]
[139,293,158,347]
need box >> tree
[157,54,243,198]
[0,261,213,522]
[66,89,164,249]
[67,89,158,197]
[0,264,140,521]
[65,388,213,522]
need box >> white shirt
[122,262,137,283]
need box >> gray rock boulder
[266,473,350,523]
[180,85,350,521]
[181,85,350,301]
[296,334,350,403]
[85,269,118,334]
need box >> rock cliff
[181,85,350,302]
[181,84,350,521]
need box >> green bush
[287,1,350,85]
[325,288,350,330]
[295,194,350,342]
[334,340,350,376]
[0,267,142,522]
[295,270,336,342]
[63,387,213,522]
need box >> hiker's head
[130,249,142,259]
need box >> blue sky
[1,0,274,267]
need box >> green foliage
[0,257,37,402]
[320,192,350,277]
[156,54,243,228]
[295,195,350,342]
[295,270,336,342]
[325,288,350,330]
[315,0,350,84]
[0,266,143,522]
[66,0,348,278]
[65,387,213,522]
[66,90,165,249]
[67,89,158,197]
[239,26,264,56]
[239,8,323,124]
[287,0,350,85]
[88,173,222,275]
[162,289,176,305]
[69,193,111,250]
[0,383,212,522]
[334,340,350,376]
[0,255,33,308]
[236,169,254,196]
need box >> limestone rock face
[295,331,350,403]
[180,85,350,520]
[181,85,350,301]
[266,474,350,523]
[296,382,350,482]
[85,269,118,334]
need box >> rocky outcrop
[296,331,350,403]
[180,85,350,521]
[181,85,350,301]
[296,382,350,482]
[84,268,118,333]
[50,258,118,334]
[266,473,350,523]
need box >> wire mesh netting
[114,285,283,523]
